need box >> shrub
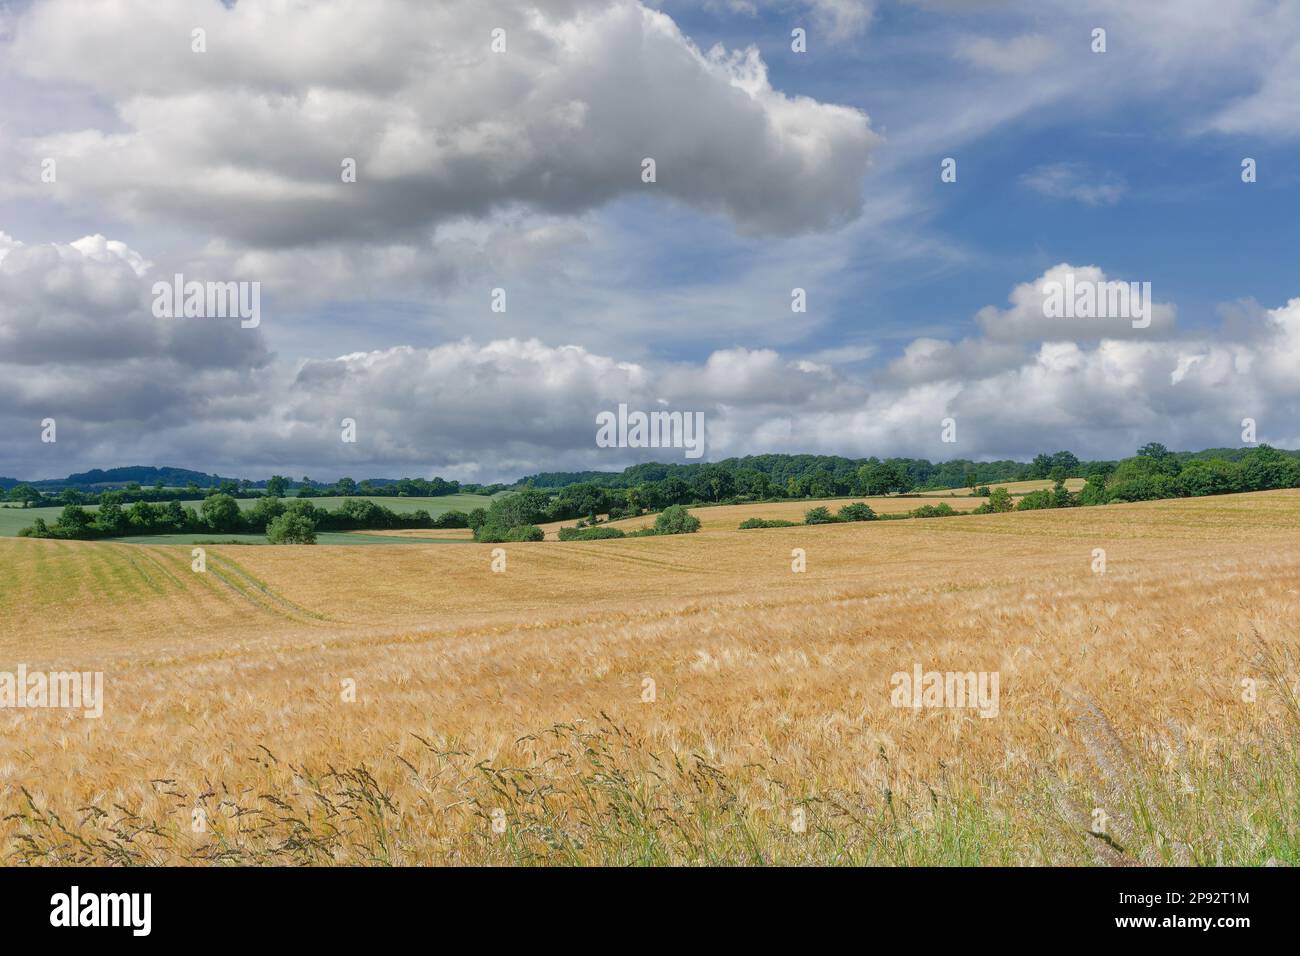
[1078,476,1110,506]
[837,502,876,522]
[1015,489,1055,511]
[17,518,49,538]
[476,523,544,543]
[266,513,317,544]
[432,510,469,529]
[653,505,701,535]
[1052,481,1074,509]
[804,506,837,525]
[504,524,544,542]
[987,487,1014,512]
[558,526,627,541]
[55,504,94,536]
[738,517,799,529]
[910,503,957,518]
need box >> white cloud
[5,0,876,246]
[1020,163,1126,206]
[3,238,1297,480]
[975,263,1177,341]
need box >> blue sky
[2,0,1300,480]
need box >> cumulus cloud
[5,0,876,246]
[975,263,1177,342]
[0,233,273,478]
[3,235,1297,481]
[0,234,270,369]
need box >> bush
[558,525,627,541]
[837,502,876,522]
[17,518,49,538]
[1015,489,1055,511]
[476,523,544,543]
[804,506,837,525]
[266,513,317,544]
[432,509,469,529]
[987,487,1014,512]
[504,524,544,542]
[1077,476,1110,506]
[910,503,957,518]
[738,517,799,529]
[653,505,701,535]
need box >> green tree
[1078,475,1110,506]
[55,504,93,536]
[653,504,701,535]
[163,499,189,531]
[266,513,317,544]
[1137,442,1169,461]
[837,502,876,522]
[248,495,287,531]
[1052,479,1073,508]
[94,494,128,535]
[200,493,243,532]
[1049,450,1081,475]
[8,484,42,508]
[1016,489,1056,510]
[804,506,836,525]
[265,475,290,497]
[988,487,1014,512]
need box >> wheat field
[2,490,1298,865]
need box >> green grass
[0,505,63,536]
[0,495,494,539]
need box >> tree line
[15,443,1300,543]
[2,474,502,509]
[16,494,471,541]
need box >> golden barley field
[534,495,935,538]
[913,478,1088,497]
[1,490,1298,865]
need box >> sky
[2,0,1299,482]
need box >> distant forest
[8,444,1300,545]
[4,444,1299,508]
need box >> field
[1,490,1298,865]
[534,483,1086,538]
[536,495,933,538]
[913,478,1087,497]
